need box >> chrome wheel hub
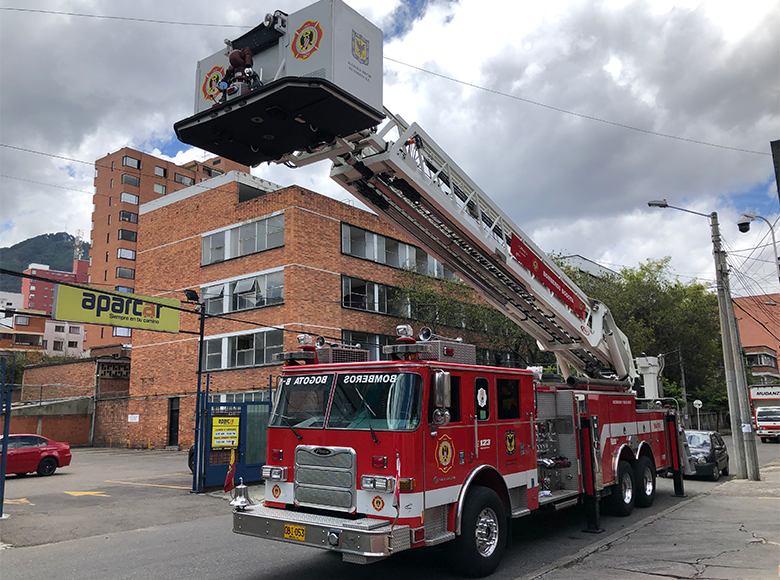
[475,507,499,557]
[622,472,634,504]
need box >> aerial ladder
[175,0,638,387]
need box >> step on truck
[174,0,691,575]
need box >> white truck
[749,384,780,442]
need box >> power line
[0,7,247,28]
[384,57,771,156]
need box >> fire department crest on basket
[291,20,323,60]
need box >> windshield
[686,432,711,449]
[756,408,780,422]
[327,372,423,431]
[270,374,335,429]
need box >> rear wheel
[633,457,656,508]
[607,460,635,517]
[37,457,57,476]
[449,486,507,577]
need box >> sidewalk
[522,461,780,580]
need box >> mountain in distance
[0,232,91,293]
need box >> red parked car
[1,434,72,476]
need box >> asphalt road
[0,438,777,580]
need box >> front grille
[294,445,356,512]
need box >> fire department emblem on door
[292,20,323,60]
[436,434,454,473]
[505,430,516,455]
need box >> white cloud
[0,0,777,297]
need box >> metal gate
[203,400,271,488]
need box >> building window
[117,229,137,242]
[29,294,35,300]
[201,214,284,265]
[155,165,167,177]
[110,178,114,189]
[117,248,136,260]
[108,214,112,225]
[341,330,395,361]
[341,223,457,279]
[108,196,113,206]
[202,270,284,315]
[54,325,65,332]
[174,173,194,186]
[119,210,138,223]
[120,192,139,205]
[69,326,80,334]
[115,286,134,293]
[203,329,283,370]
[121,174,140,187]
[154,183,166,195]
[42,340,48,349]
[113,327,132,337]
[15,316,29,326]
[53,341,64,351]
[341,275,402,316]
[68,341,78,348]
[30,285,35,291]
[122,155,141,169]
[116,267,135,279]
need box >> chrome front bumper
[233,504,410,564]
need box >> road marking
[109,472,190,481]
[4,498,34,505]
[105,480,190,490]
[64,491,110,497]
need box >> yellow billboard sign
[212,416,239,448]
[52,285,181,333]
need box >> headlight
[261,466,288,481]
[361,475,395,492]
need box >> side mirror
[434,371,451,407]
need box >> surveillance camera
[737,215,751,233]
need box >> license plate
[284,523,305,542]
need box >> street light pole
[738,212,780,284]
[184,289,206,494]
[647,200,760,480]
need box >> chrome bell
[229,477,253,511]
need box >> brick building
[22,260,89,314]
[734,293,780,384]
[87,148,249,349]
[126,170,459,449]
[0,308,46,356]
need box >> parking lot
[0,447,235,548]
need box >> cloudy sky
[1,0,778,298]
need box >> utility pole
[710,213,760,481]
[678,345,688,429]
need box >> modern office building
[86,148,249,349]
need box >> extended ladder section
[322,115,636,382]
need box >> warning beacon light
[174,0,384,167]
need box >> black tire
[449,486,507,577]
[633,457,656,508]
[710,463,720,481]
[188,445,195,473]
[607,460,635,517]
[760,437,768,443]
[37,457,58,476]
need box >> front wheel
[633,457,656,508]
[607,460,635,517]
[449,486,507,577]
[37,457,57,476]
[710,463,720,481]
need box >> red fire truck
[174,0,691,575]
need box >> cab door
[423,373,472,507]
